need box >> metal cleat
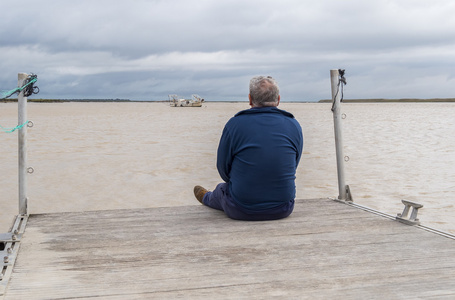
[396,200,423,225]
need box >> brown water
[1,102,454,233]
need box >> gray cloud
[1,0,455,101]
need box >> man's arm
[295,129,304,166]
[216,127,232,183]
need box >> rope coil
[0,73,39,99]
[331,69,347,112]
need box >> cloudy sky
[1,0,454,101]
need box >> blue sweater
[217,107,303,211]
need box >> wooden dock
[2,198,455,299]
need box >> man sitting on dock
[194,76,303,221]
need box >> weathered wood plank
[4,198,455,299]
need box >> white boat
[168,94,204,107]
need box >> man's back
[217,106,303,211]
[194,75,303,221]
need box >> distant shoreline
[2,98,455,103]
[1,98,136,103]
[318,98,455,103]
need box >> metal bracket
[0,215,28,295]
[345,185,353,202]
[396,200,423,225]
[334,185,353,203]
[0,231,22,243]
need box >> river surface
[1,102,454,233]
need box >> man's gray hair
[249,76,280,107]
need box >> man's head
[248,76,280,107]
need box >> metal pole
[330,69,347,200]
[18,73,28,215]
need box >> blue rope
[0,120,29,133]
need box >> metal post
[18,73,28,215]
[330,69,347,200]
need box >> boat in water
[168,94,204,107]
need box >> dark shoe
[194,185,208,204]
